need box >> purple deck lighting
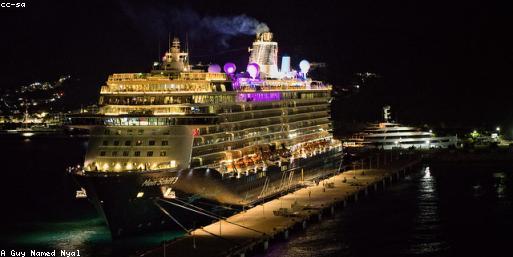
[237,92,281,102]
[223,62,236,74]
[246,63,260,79]
[208,64,222,73]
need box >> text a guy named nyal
[1,250,81,257]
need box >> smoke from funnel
[120,2,269,48]
[203,14,269,36]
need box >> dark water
[1,136,512,257]
[0,136,181,257]
[261,165,513,257]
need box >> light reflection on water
[406,166,448,255]
[10,218,110,249]
[493,172,507,199]
[4,217,183,257]
[261,165,513,257]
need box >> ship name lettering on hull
[142,177,178,187]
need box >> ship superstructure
[69,33,342,237]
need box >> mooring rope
[159,198,266,236]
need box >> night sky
[1,0,512,128]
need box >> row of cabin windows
[102,140,168,146]
[104,129,171,136]
[101,92,329,106]
[99,150,167,157]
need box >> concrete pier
[140,158,420,257]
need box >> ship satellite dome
[247,63,260,79]
[208,64,222,73]
[299,60,310,73]
[223,62,236,74]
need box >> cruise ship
[67,32,342,238]
[344,106,457,149]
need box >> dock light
[394,141,399,145]
[496,127,501,132]
[425,140,430,144]
[136,192,144,198]
[429,130,433,133]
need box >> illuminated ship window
[160,151,166,156]
[134,151,141,157]
[125,140,131,146]
[123,151,129,156]
[100,151,106,156]
[149,140,155,146]
[112,151,118,157]
[162,141,168,146]
[102,140,108,146]
[136,140,143,146]
[113,140,119,146]
[147,151,154,157]
[127,129,133,135]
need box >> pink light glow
[237,92,281,102]
[246,63,259,79]
[224,63,236,74]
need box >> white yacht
[344,106,457,150]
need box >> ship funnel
[248,31,279,78]
[257,32,273,42]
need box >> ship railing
[237,84,330,92]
